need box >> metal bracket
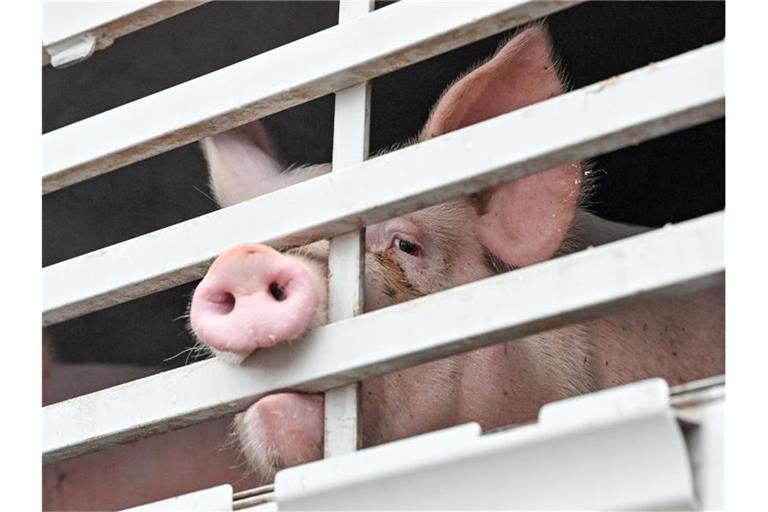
[45,33,97,68]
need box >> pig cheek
[286,254,329,329]
[236,393,324,477]
[362,261,396,311]
[361,359,462,445]
[453,248,498,285]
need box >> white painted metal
[672,377,725,510]
[275,379,697,510]
[238,504,277,512]
[43,212,724,463]
[324,0,374,459]
[46,33,97,69]
[121,483,232,511]
[42,42,725,326]
[43,1,206,68]
[324,382,362,456]
[690,401,724,510]
[41,1,580,192]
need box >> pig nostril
[269,282,287,302]
[210,292,236,314]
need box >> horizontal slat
[42,0,580,191]
[43,1,206,67]
[42,42,725,325]
[43,212,724,463]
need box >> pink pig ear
[200,121,283,207]
[421,25,582,267]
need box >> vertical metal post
[324,0,374,457]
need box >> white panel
[673,377,725,510]
[41,1,580,190]
[43,1,205,67]
[122,484,231,511]
[689,402,724,510]
[42,42,725,325]
[275,379,697,510]
[43,212,724,463]
[324,0,373,459]
[238,504,277,512]
[538,376,671,428]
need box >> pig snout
[236,392,325,477]
[190,244,320,361]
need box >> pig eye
[395,238,421,257]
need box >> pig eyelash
[393,237,422,257]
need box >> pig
[190,25,724,482]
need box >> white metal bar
[672,377,725,510]
[686,401,724,509]
[42,42,725,326]
[43,1,207,68]
[41,0,580,192]
[275,379,698,510]
[324,0,373,459]
[238,503,277,512]
[121,483,231,511]
[323,383,362,456]
[43,212,724,463]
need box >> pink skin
[190,25,724,482]
[191,244,320,361]
[42,343,261,511]
[234,393,325,473]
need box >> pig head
[189,26,724,480]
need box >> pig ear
[200,121,284,207]
[421,25,581,267]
